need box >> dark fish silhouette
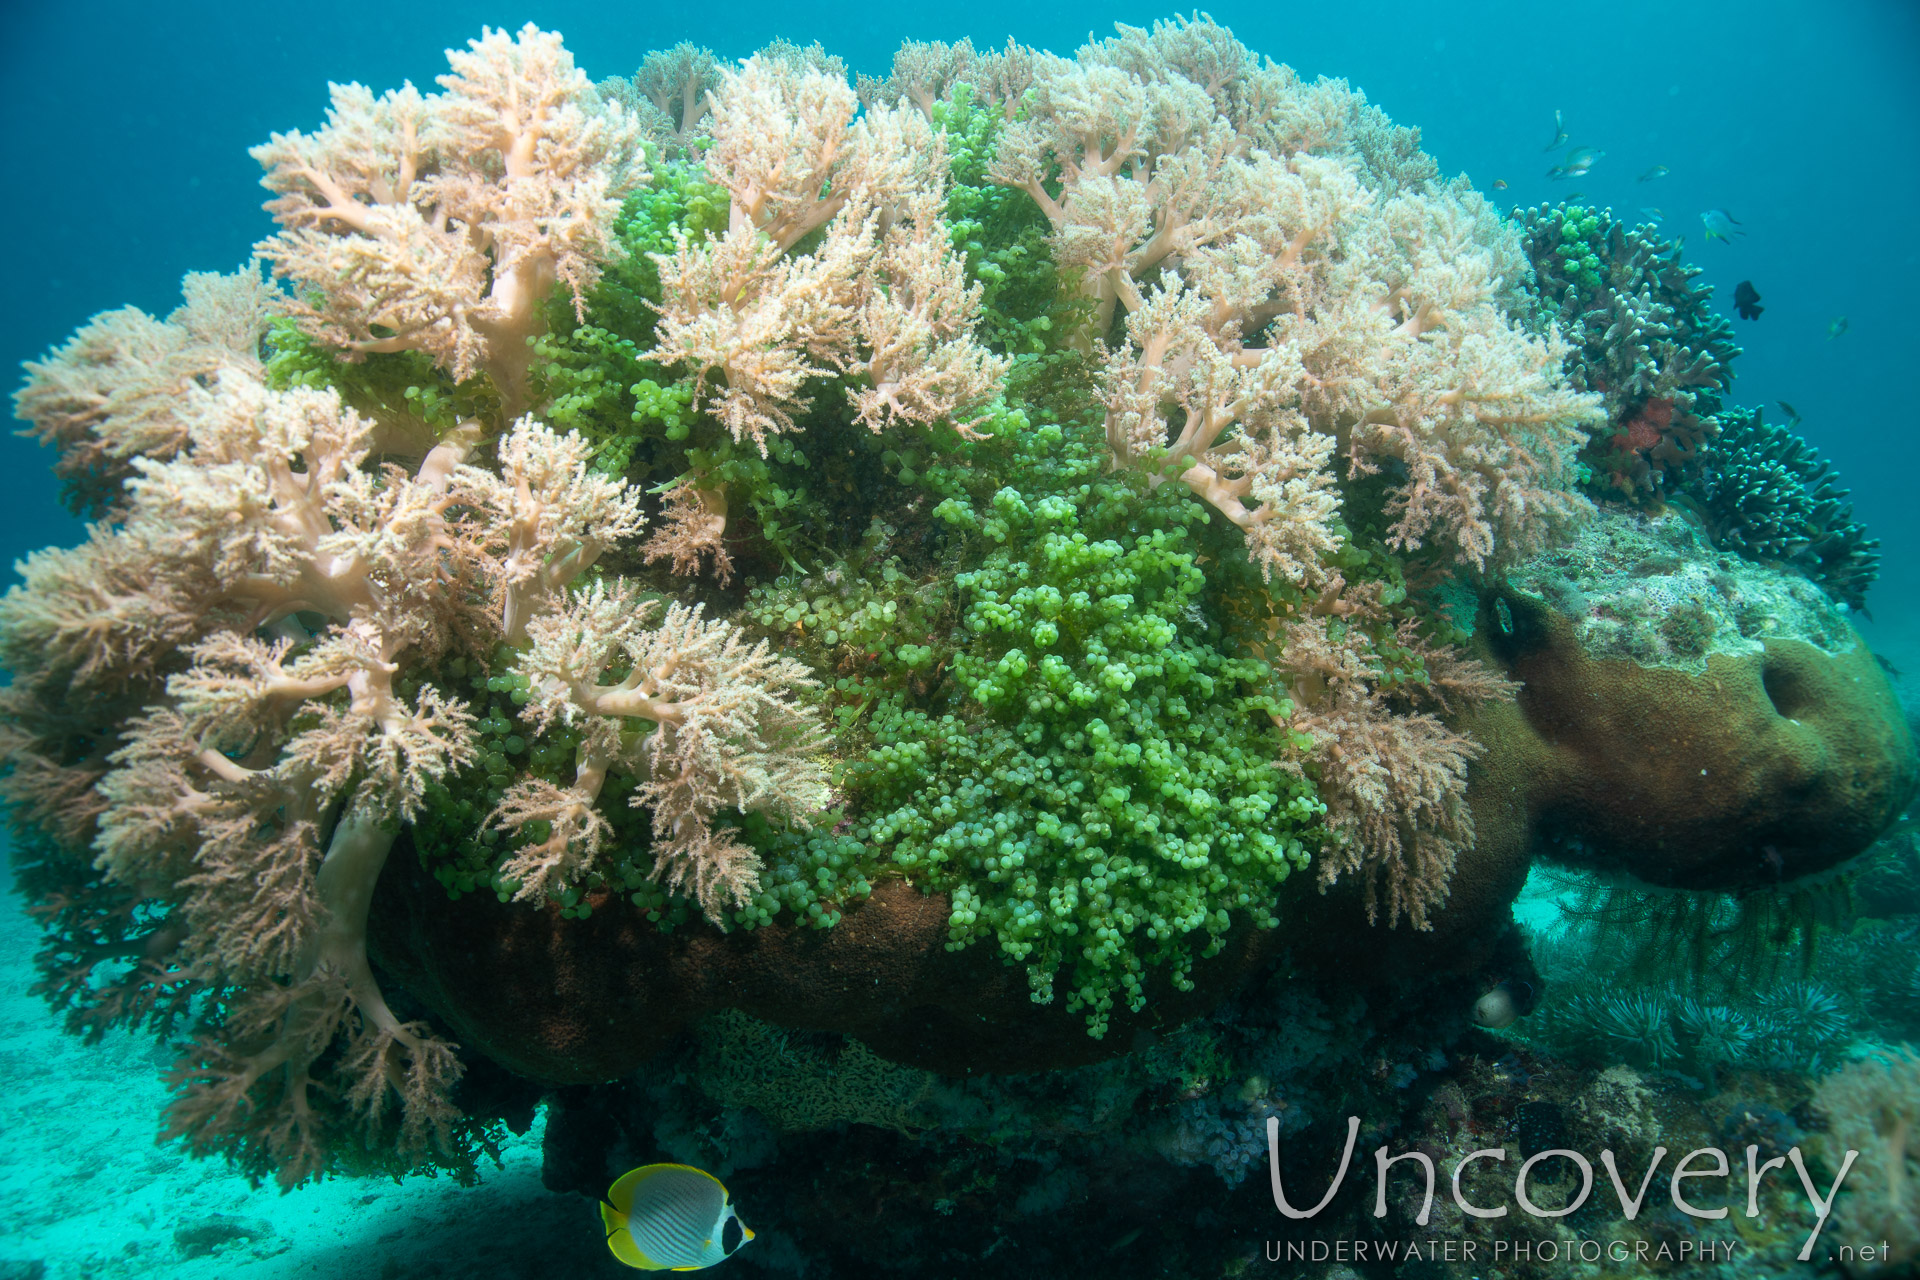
[1733,280,1763,320]
[1777,400,1801,424]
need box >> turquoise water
[1,4,1916,1277]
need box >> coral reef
[1,13,1910,1211]
[1695,405,1882,610]
[1481,507,1914,891]
[532,952,1490,1278]
[0,26,828,1188]
[1516,203,1880,614]
[1514,204,1737,498]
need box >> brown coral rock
[1481,594,1916,889]
[367,850,1296,1083]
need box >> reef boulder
[369,509,1916,1081]
[1482,509,1916,890]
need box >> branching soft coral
[14,265,281,517]
[1101,282,1341,585]
[1272,586,1518,928]
[454,417,646,644]
[607,42,722,156]
[2,17,1632,1188]
[1,330,823,1185]
[252,24,645,409]
[641,477,734,584]
[649,54,1008,453]
[994,15,1598,571]
[502,581,830,918]
[41,368,493,1185]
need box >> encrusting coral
[1,13,1901,1194]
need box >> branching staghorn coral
[252,24,645,410]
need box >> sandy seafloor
[0,875,640,1280]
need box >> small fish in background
[1637,164,1670,182]
[1491,178,1508,190]
[1733,280,1764,320]
[1543,108,1569,150]
[1777,400,1802,424]
[1828,316,1849,339]
[1640,207,1665,221]
[1701,209,1745,243]
[1547,145,1604,180]
[602,1163,755,1271]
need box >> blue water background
[2,2,1916,642]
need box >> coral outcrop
[1480,509,1913,890]
[1696,405,1882,609]
[1,15,1909,1198]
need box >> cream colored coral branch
[1101,284,1341,585]
[1273,608,1516,929]
[252,24,644,409]
[641,477,733,584]
[1004,18,1597,568]
[453,417,647,644]
[650,57,1004,451]
[13,265,280,515]
[512,581,830,920]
